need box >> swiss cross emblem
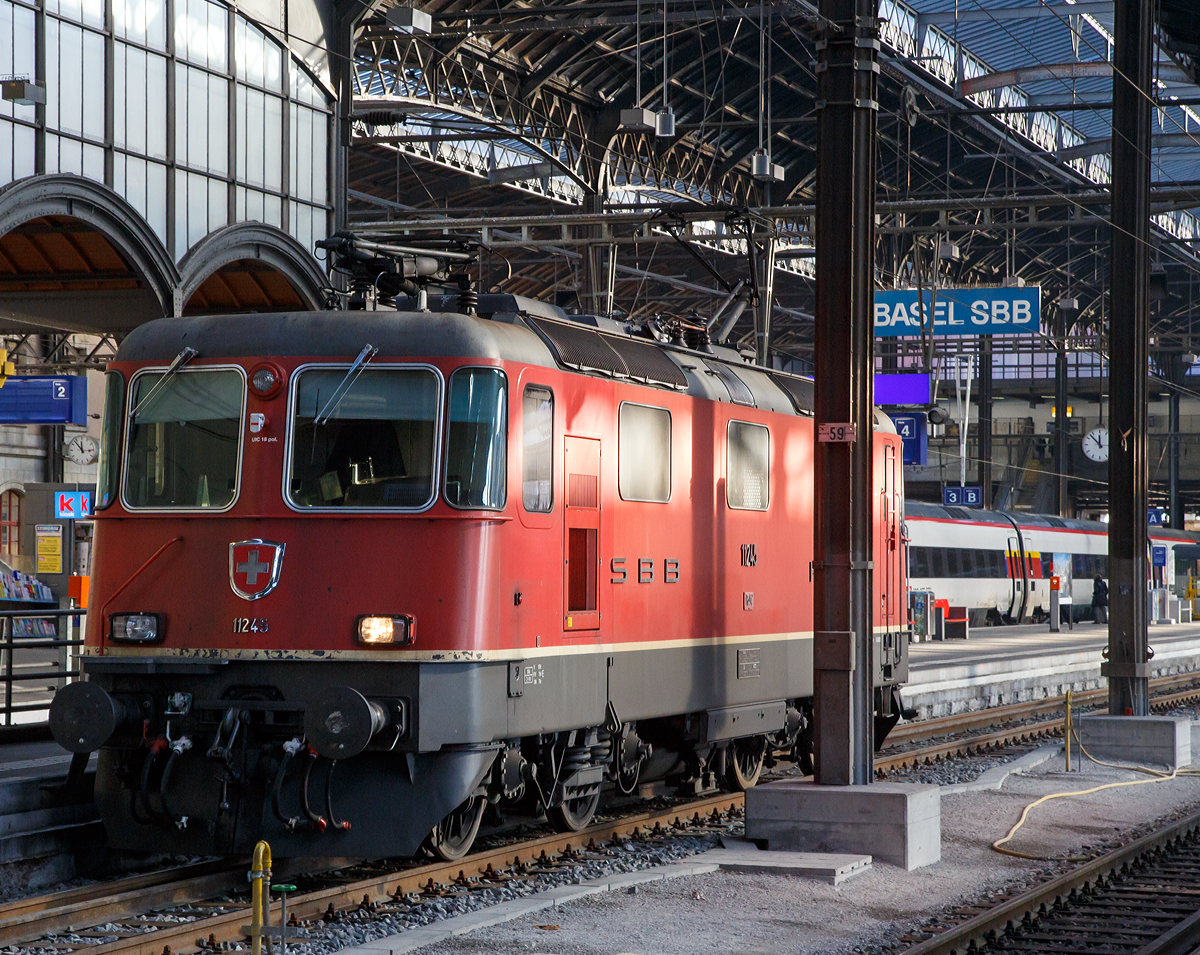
[228,540,285,601]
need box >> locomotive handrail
[1,608,87,726]
[100,536,183,635]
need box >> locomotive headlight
[110,613,162,643]
[357,615,414,646]
[249,362,284,399]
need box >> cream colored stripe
[84,627,901,663]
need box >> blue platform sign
[943,485,983,507]
[0,377,86,425]
[1148,508,1165,526]
[876,373,931,406]
[874,287,1041,337]
[54,491,91,519]
[889,412,928,466]
[1152,545,1168,568]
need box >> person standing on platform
[1092,574,1109,624]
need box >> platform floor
[0,740,86,784]
[909,619,1200,671]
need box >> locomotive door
[563,436,601,631]
[881,444,900,631]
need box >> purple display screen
[875,373,930,406]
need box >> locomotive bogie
[57,301,910,858]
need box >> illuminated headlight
[110,613,162,643]
[357,615,414,646]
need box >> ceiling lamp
[386,5,431,34]
[752,149,784,182]
[656,0,675,138]
[655,107,675,138]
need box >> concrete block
[696,837,871,884]
[744,780,940,871]
[1076,715,1191,768]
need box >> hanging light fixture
[751,0,783,181]
[620,0,656,130]
[655,0,675,137]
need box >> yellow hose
[990,727,1199,862]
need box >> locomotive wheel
[424,796,485,862]
[725,736,766,791]
[547,791,600,832]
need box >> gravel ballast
[393,743,1200,955]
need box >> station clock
[1082,426,1109,463]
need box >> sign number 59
[818,423,857,443]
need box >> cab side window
[727,421,769,510]
[522,386,553,512]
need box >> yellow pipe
[250,841,272,955]
[1064,689,1072,773]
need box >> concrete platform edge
[939,743,1062,795]
[337,861,720,954]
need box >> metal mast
[813,0,879,786]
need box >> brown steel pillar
[1105,0,1151,716]
[979,337,993,509]
[1055,312,1070,517]
[813,0,878,786]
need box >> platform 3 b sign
[874,287,1041,337]
[943,485,983,507]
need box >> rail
[0,608,86,727]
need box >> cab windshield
[288,367,439,509]
[124,368,244,509]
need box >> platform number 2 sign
[52,381,68,400]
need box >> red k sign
[228,540,286,601]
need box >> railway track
[7,673,1200,955]
[898,806,1200,954]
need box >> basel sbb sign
[874,287,1041,338]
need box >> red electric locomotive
[51,267,910,860]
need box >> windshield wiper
[314,344,379,426]
[130,347,199,420]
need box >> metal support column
[813,0,878,787]
[1106,0,1152,715]
[979,337,993,509]
[1169,379,1181,529]
[1055,313,1070,517]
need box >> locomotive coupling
[49,681,135,753]
[304,686,404,759]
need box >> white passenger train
[906,501,1200,625]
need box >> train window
[445,368,508,509]
[929,549,946,578]
[288,367,439,510]
[124,368,244,510]
[990,551,1005,577]
[726,421,769,510]
[618,402,671,503]
[973,549,989,577]
[944,549,962,578]
[96,371,124,510]
[522,386,554,512]
[910,547,930,578]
